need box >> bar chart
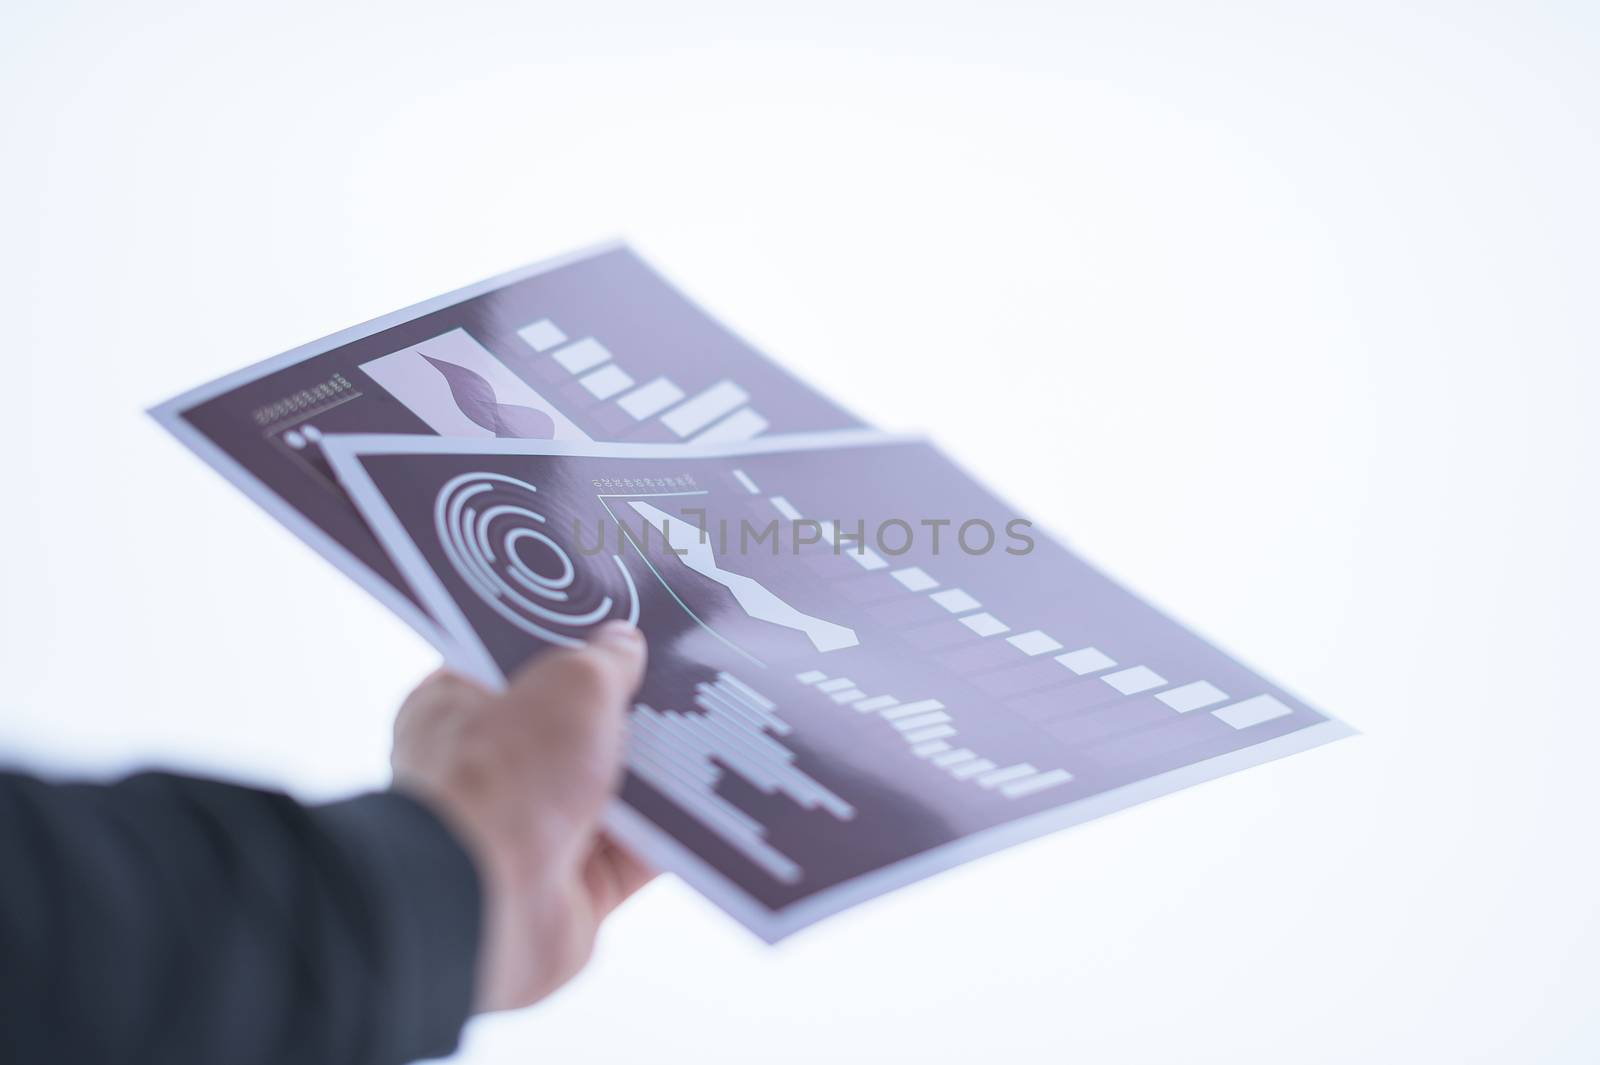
[327,430,1345,937]
[626,672,854,884]
[520,316,772,444]
[793,670,1075,800]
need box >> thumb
[499,621,647,824]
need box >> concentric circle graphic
[434,472,638,647]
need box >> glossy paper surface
[322,432,1349,940]
[151,244,861,649]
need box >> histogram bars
[795,672,1074,801]
[770,489,1276,736]
[626,672,855,884]
[519,316,770,443]
[874,559,1283,733]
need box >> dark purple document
[321,431,1350,940]
[150,244,860,649]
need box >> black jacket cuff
[313,790,481,1063]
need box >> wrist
[401,782,554,1012]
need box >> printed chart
[150,244,861,650]
[322,432,1350,940]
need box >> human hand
[390,621,654,1013]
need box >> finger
[584,834,658,916]
[392,665,476,738]
[394,668,486,736]
[505,621,647,710]
[399,667,487,713]
[499,622,648,820]
[598,833,657,899]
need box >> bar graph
[794,671,1075,801]
[626,672,855,884]
[793,510,1286,737]
[618,377,685,420]
[662,380,748,436]
[518,317,773,444]
[320,424,1342,937]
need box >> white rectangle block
[517,319,567,351]
[890,566,938,592]
[769,496,802,521]
[977,764,1037,789]
[950,758,998,780]
[892,711,952,732]
[794,670,827,684]
[815,677,856,693]
[1212,694,1294,729]
[732,468,760,494]
[960,613,1010,637]
[880,699,945,720]
[1007,630,1063,656]
[617,377,685,420]
[1001,768,1074,798]
[716,672,777,711]
[578,363,634,399]
[552,337,612,374]
[661,380,749,436]
[692,407,769,444]
[903,724,958,744]
[1056,647,1117,674]
[830,689,867,704]
[931,748,976,767]
[852,695,899,713]
[1102,665,1166,695]
[1157,680,1230,714]
[911,740,951,758]
[930,588,980,614]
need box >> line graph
[627,501,859,652]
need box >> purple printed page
[149,243,862,650]
[320,431,1351,941]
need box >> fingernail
[591,619,642,647]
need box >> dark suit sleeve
[0,770,482,1065]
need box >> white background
[3,2,1597,1061]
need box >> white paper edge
[315,428,913,680]
[145,239,629,652]
[319,426,918,462]
[321,429,1355,943]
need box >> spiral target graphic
[434,472,638,647]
